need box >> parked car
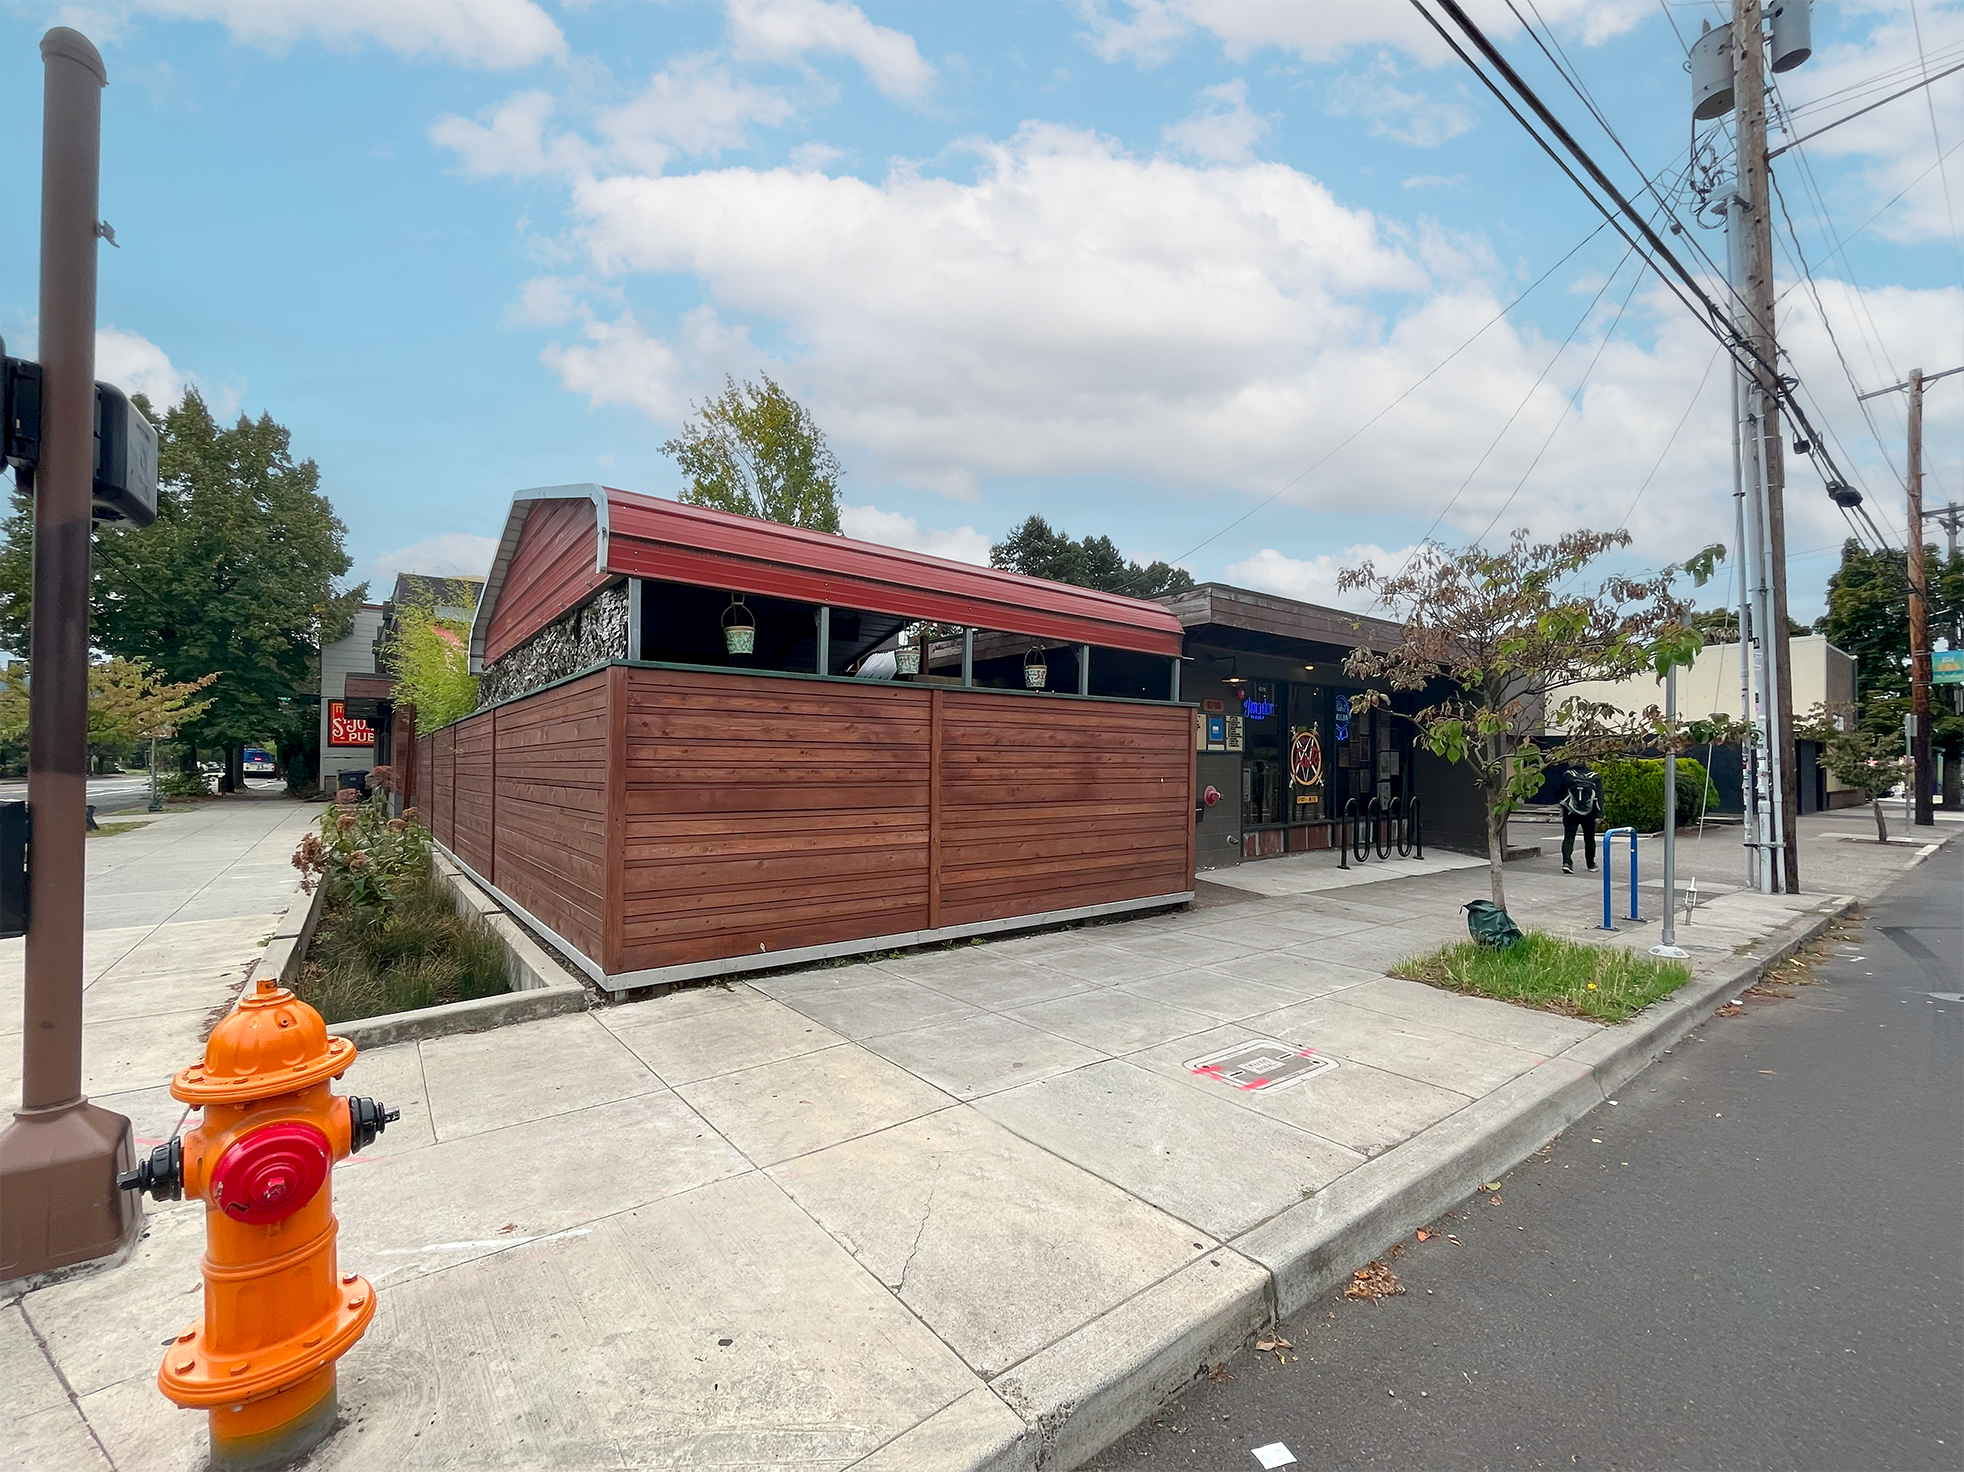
[243,747,276,776]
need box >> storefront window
[1240,681,1286,827]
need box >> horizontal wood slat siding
[936,693,1193,929]
[492,674,609,961]
[452,715,494,877]
[419,667,1192,981]
[617,667,930,972]
[483,498,612,665]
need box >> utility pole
[0,28,139,1284]
[1907,369,1933,826]
[1733,0,1802,890]
[1928,501,1963,560]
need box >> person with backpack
[1559,764,1602,875]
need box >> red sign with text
[327,700,374,747]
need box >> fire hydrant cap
[210,1121,332,1224]
[171,985,357,1105]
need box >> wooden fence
[414,664,1194,989]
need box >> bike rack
[1600,825,1641,930]
[1367,796,1390,859]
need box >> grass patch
[290,871,510,1024]
[87,820,152,838]
[1390,930,1693,1023]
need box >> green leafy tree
[0,657,215,771]
[1337,530,1707,911]
[1817,538,1964,802]
[1798,703,1906,842]
[0,390,362,790]
[662,375,843,531]
[382,594,479,729]
[989,515,1194,598]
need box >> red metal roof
[471,484,1186,666]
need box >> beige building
[1567,634,1858,730]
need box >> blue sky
[2,0,1959,622]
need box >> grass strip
[1391,930,1692,1024]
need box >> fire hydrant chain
[117,978,395,1471]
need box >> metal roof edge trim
[467,485,610,674]
[599,487,1185,656]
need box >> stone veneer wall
[477,581,629,709]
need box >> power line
[1907,0,1964,289]
[1169,219,1610,563]
[1610,342,1726,534]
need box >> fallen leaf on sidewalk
[1255,1334,1293,1354]
[1715,1003,1744,1017]
[1344,1261,1405,1302]
[1416,1228,1434,1242]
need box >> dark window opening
[638,579,821,673]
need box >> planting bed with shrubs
[290,769,508,1023]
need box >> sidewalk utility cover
[1186,1039,1337,1093]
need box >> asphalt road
[0,773,284,814]
[1096,847,1963,1472]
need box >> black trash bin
[336,770,370,798]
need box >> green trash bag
[1462,899,1523,950]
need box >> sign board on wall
[1934,649,1964,685]
[327,700,375,747]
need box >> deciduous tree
[663,375,842,532]
[1337,530,1708,911]
[989,515,1194,598]
[381,594,479,730]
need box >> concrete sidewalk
[6,808,1950,1472]
[0,790,322,1159]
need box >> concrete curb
[991,892,1863,1470]
[245,854,590,1048]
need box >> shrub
[157,769,213,798]
[293,870,510,1023]
[291,785,431,914]
[1600,756,1709,832]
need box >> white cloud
[1403,172,1468,190]
[598,58,797,173]
[839,504,992,563]
[790,140,847,170]
[508,274,586,327]
[1077,0,1647,68]
[1225,544,1417,613]
[430,91,592,178]
[726,0,936,102]
[94,326,240,419]
[1327,55,1476,148]
[543,306,760,422]
[129,0,565,69]
[365,532,500,582]
[1162,79,1269,163]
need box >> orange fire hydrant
[118,977,396,1471]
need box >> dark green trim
[420,658,1197,738]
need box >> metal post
[147,735,161,813]
[1077,644,1090,696]
[961,628,973,688]
[1907,369,1933,826]
[815,605,830,677]
[1652,664,1689,957]
[1727,196,1761,894]
[0,26,140,1284]
[1628,827,1641,919]
[1600,827,1621,930]
[1169,656,1181,702]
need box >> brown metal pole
[1734,0,1802,888]
[0,27,139,1284]
[1908,369,1933,827]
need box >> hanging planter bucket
[1023,647,1048,690]
[893,643,922,676]
[722,594,756,655]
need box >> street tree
[663,375,843,532]
[0,657,216,772]
[0,390,362,792]
[1337,529,1706,911]
[382,594,479,730]
[1818,538,1964,805]
[1798,704,1905,842]
[990,516,1194,598]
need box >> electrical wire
[1474,254,1651,544]
[1908,0,1964,289]
[1611,342,1727,535]
[1168,219,1610,564]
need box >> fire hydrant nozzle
[119,982,389,1471]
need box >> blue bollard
[1601,825,1642,929]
